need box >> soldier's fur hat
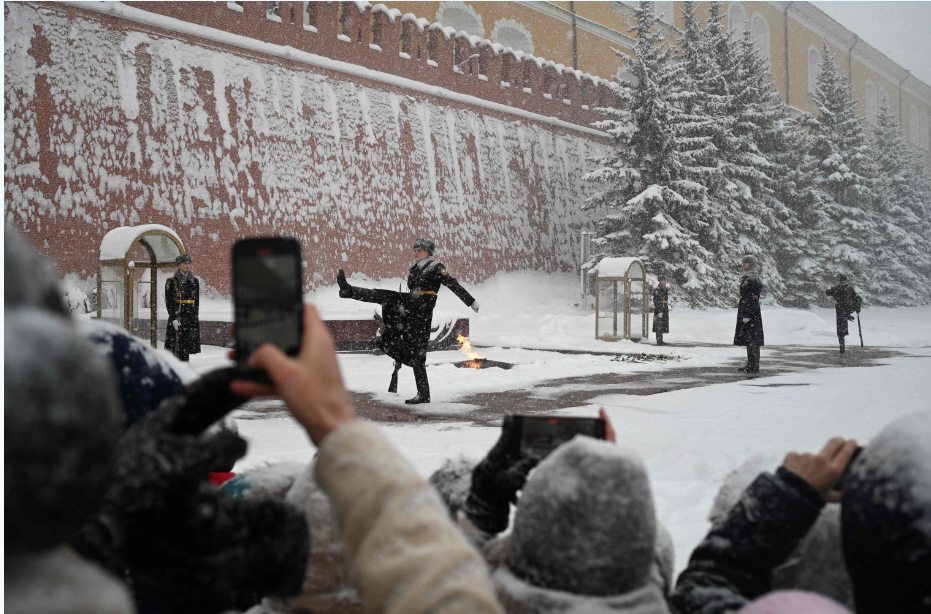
[658,275,667,282]
[742,255,759,269]
[837,273,848,282]
[175,254,193,265]
[412,238,435,255]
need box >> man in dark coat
[825,274,861,354]
[164,254,201,361]
[734,255,764,373]
[337,238,478,404]
[652,276,669,346]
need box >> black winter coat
[164,271,201,356]
[372,258,475,367]
[652,286,669,334]
[826,282,861,337]
[733,273,764,347]
[404,257,475,352]
[670,467,825,614]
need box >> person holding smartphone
[337,237,479,404]
[164,254,201,361]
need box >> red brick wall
[5,1,612,295]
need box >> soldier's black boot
[337,269,354,299]
[656,333,664,346]
[839,336,845,355]
[738,346,751,372]
[388,361,401,393]
[406,360,431,404]
[748,346,760,373]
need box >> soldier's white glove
[172,320,181,330]
[471,301,480,313]
[742,318,750,324]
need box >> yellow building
[382,1,931,166]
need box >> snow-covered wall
[4,2,611,294]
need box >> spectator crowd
[5,225,930,614]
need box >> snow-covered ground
[178,271,931,573]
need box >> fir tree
[585,1,723,305]
[806,42,880,300]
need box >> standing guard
[652,276,669,346]
[826,274,862,355]
[734,255,764,373]
[336,238,479,404]
[164,254,201,362]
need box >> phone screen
[515,416,606,459]
[234,243,302,360]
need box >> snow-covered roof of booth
[99,224,184,263]
[593,257,644,278]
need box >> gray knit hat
[509,437,657,596]
[412,238,435,255]
[4,309,122,554]
[4,226,68,316]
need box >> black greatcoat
[164,271,201,358]
[733,272,764,347]
[373,257,475,367]
[652,286,669,334]
[825,282,861,337]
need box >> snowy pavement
[174,272,931,574]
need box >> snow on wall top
[593,257,644,279]
[99,225,183,262]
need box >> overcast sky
[810,1,931,87]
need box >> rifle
[857,312,864,347]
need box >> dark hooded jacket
[671,467,825,614]
[733,272,764,347]
[825,282,861,337]
[841,411,931,613]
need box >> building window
[619,2,674,24]
[436,2,484,38]
[910,105,920,146]
[865,80,877,124]
[750,13,770,61]
[920,113,929,151]
[808,46,821,95]
[491,19,534,54]
[728,2,748,40]
[654,2,674,24]
[267,1,281,22]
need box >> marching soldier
[337,238,479,404]
[652,275,669,346]
[734,255,764,373]
[164,254,201,362]
[826,274,862,354]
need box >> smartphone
[831,446,864,493]
[509,415,607,459]
[232,237,304,374]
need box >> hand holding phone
[510,414,608,460]
[232,237,304,381]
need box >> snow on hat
[77,318,185,428]
[742,255,759,269]
[175,254,192,265]
[4,225,68,316]
[509,437,656,596]
[4,309,122,554]
[737,590,853,614]
[428,457,475,519]
[412,238,435,254]
[841,411,931,613]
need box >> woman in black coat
[734,256,764,373]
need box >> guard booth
[97,225,185,347]
[593,257,648,342]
